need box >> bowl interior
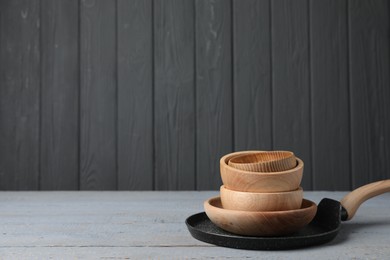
[222,152,303,175]
[229,151,294,164]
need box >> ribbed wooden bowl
[220,151,303,192]
[204,197,317,236]
[220,185,303,211]
[228,151,296,172]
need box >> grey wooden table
[0,191,389,259]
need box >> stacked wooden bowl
[204,151,317,236]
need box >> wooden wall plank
[154,0,195,190]
[195,0,232,190]
[40,0,79,190]
[80,0,117,190]
[233,0,272,151]
[0,0,40,190]
[349,0,390,188]
[310,0,351,190]
[117,0,153,190]
[271,0,312,189]
[1,0,389,191]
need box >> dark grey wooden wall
[1,0,389,190]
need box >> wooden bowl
[228,151,296,172]
[220,185,303,211]
[204,196,317,236]
[220,151,303,192]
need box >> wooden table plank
[0,191,389,259]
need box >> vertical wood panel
[349,0,390,188]
[233,0,272,151]
[0,0,40,190]
[80,0,117,190]
[1,0,389,191]
[272,0,312,189]
[195,0,232,190]
[117,0,153,190]
[40,0,79,190]
[154,0,195,190]
[310,0,351,190]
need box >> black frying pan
[185,180,390,250]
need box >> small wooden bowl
[220,151,303,192]
[204,196,317,236]
[228,151,296,172]
[220,185,303,211]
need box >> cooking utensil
[220,185,303,211]
[186,180,390,250]
[228,151,296,172]
[205,197,316,236]
[220,151,303,192]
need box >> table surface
[0,191,389,259]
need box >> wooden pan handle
[340,180,390,220]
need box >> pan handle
[340,180,390,220]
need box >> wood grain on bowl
[220,185,303,211]
[204,197,317,237]
[220,151,303,192]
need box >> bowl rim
[221,151,304,175]
[205,196,316,215]
[220,185,303,196]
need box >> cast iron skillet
[185,180,390,250]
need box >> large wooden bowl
[220,185,303,211]
[228,151,296,172]
[204,196,317,236]
[220,151,303,192]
